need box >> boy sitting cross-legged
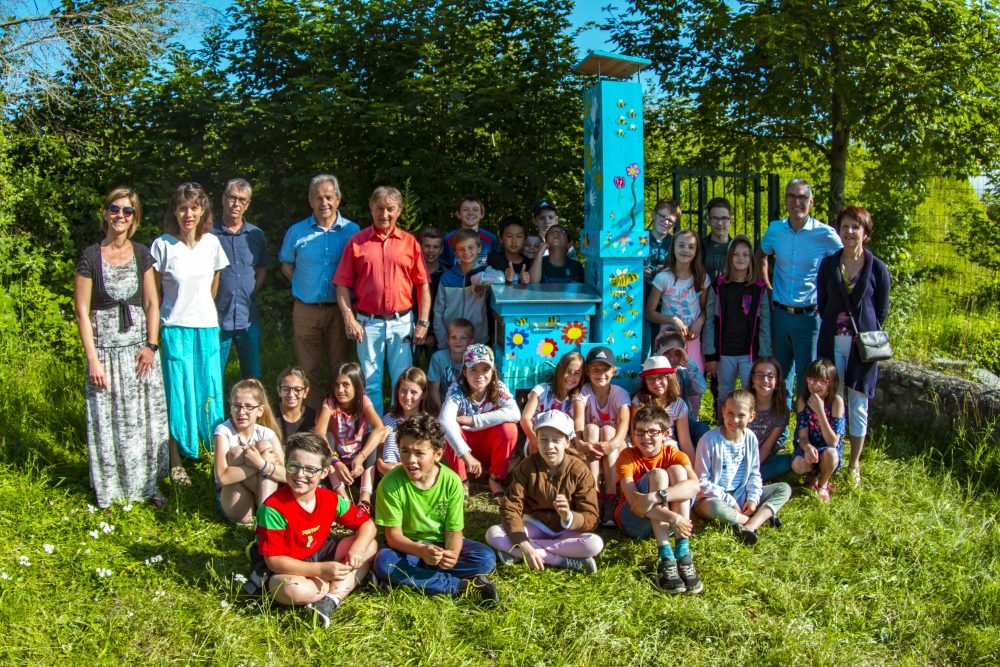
[615,405,703,594]
[485,410,604,573]
[248,431,377,628]
[694,389,792,546]
[373,413,499,604]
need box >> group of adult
[74,177,430,508]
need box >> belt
[357,309,408,321]
[774,302,817,315]
[296,299,337,308]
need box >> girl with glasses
[747,357,792,481]
[274,366,315,441]
[213,379,286,524]
[791,358,846,502]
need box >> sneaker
[733,524,759,546]
[495,549,517,567]
[600,497,617,528]
[656,558,686,594]
[461,575,500,607]
[561,556,598,574]
[677,554,704,594]
[767,515,783,529]
[306,596,338,628]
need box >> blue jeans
[219,321,262,380]
[771,308,820,402]
[717,354,752,405]
[374,539,496,596]
[357,311,413,415]
[619,472,657,539]
[760,452,793,481]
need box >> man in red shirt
[334,186,431,414]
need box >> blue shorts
[618,472,655,539]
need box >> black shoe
[656,558,686,594]
[677,554,704,594]
[306,596,338,628]
[461,575,500,607]
[600,497,618,528]
[733,524,759,546]
[768,515,783,529]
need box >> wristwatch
[416,319,431,328]
[656,489,669,507]
[145,343,159,353]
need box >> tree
[607,0,1000,218]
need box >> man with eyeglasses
[280,175,360,411]
[212,178,269,380]
[758,179,842,398]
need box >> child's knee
[599,425,616,440]
[666,464,689,483]
[646,467,670,489]
[484,525,507,548]
[582,533,605,556]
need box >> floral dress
[794,403,846,471]
[79,255,169,507]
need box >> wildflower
[143,555,164,566]
[233,574,248,584]
[87,504,97,514]
[154,590,165,598]
[99,522,115,534]
[122,504,133,512]
[220,600,229,609]
[18,556,30,567]
[43,544,54,554]
[89,531,100,539]
[62,516,69,522]
[1,572,9,580]
[126,611,134,618]
[95,568,112,578]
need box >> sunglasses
[107,204,136,218]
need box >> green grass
[1,333,999,665]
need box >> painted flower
[561,322,587,345]
[613,175,625,189]
[536,338,559,358]
[626,163,640,178]
[506,328,529,349]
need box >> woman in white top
[151,182,230,484]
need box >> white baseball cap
[532,410,576,438]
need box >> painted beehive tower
[578,52,651,388]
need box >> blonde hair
[102,187,142,238]
[231,379,281,443]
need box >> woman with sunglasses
[74,187,170,508]
[150,182,230,486]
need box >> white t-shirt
[577,384,630,427]
[150,233,230,327]
[631,395,689,439]
[213,421,277,453]
[530,383,575,415]
[651,269,709,328]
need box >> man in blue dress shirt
[279,175,360,410]
[213,178,269,380]
[758,179,842,398]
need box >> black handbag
[834,264,892,363]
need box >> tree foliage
[607,0,1000,217]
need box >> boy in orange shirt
[615,405,703,594]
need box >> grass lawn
[2,424,998,666]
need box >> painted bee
[609,269,639,287]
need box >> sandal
[170,466,192,487]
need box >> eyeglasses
[752,372,777,381]
[231,403,261,413]
[634,428,663,439]
[708,216,731,224]
[278,385,306,396]
[107,204,135,218]
[653,212,678,225]
[806,377,830,385]
[286,462,324,478]
[225,194,251,207]
[786,194,811,203]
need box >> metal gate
[645,169,782,245]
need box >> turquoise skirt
[160,326,224,459]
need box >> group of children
[213,194,851,626]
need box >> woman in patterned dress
[74,187,169,508]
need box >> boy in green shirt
[373,414,499,603]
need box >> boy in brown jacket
[485,410,604,572]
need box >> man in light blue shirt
[279,174,360,410]
[213,178,269,380]
[758,179,842,397]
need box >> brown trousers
[292,300,348,411]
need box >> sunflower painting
[561,321,587,345]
